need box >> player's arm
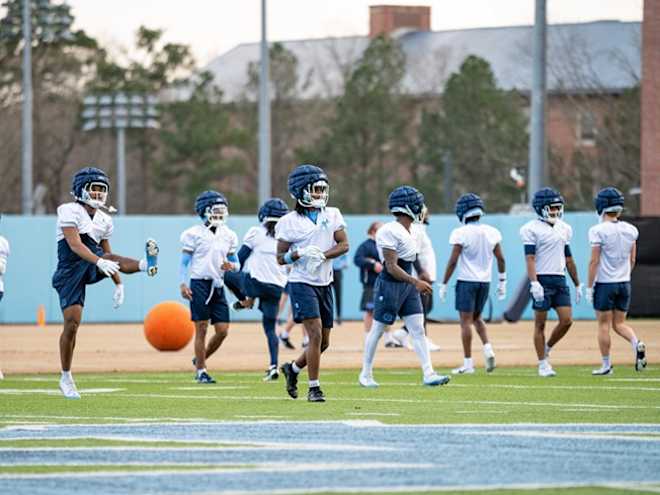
[236,245,252,271]
[323,229,349,260]
[587,245,601,289]
[277,240,299,265]
[565,246,580,287]
[630,241,637,271]
[62,226,104,264]
[494,243,506,275]
[179,250,193,300]
[221,252,240,272]
[99,239,121,285]
[441,244,462,285]
[382,247,432,294]
[524,249,537,282]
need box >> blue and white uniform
[450,223,502,314]
[373,221,422,324]
[0,235,9,302]
[52,202,113,310]
[180,224,238,323]
[353,237,380,311]
[588,220,638,312]
[275,207,345,328]
[520,219,573,311]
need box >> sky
[67,0,643,66]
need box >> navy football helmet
[71,167,111,210]
[595,187,624,215]
[258,198,289,223]
[455,193,485,224]
[388,185,426,223]
[287,164,329,208]
[533,187,565,224]
[195,190,228,226]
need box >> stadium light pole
[81,93,159,215]
[528,0,547,201]
[21,0,33,215]
[258,0,271,204]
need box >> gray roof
[205,21,640,101]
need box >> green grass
[0,366,658,425]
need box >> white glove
[113,284,125,309]
[575,283,584,304]
[0,258,6,275]
[97,258,120,277]
[530,281,544,302]
[585,286,594,304]
[298,245,326,261]
[437,283,447,303]
[497,280,507,301]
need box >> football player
[53,167,158,399]
[276,164,349,402]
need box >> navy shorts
[190,279,230,324]
[0,292,3,302]
[532,275,571,311]
[244,275,284,320]
[52,258,107,311]
[288,282,334,328]
[455,281,490,314]
[594,282,631,312]
[360,286,375,312]
[373,276,423,325]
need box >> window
[577,110,598,146]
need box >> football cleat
[592,365,613,376]
[451,366,475,375]
[263,366,279,382]
[145,238,159,276]
[485,353,496,373]
[307,386,326,402]
[423,373,450,386]
[358,374,379,388]
[196,371,216,384]
[279,335,295,350]
[635,341,647,372]
[538,364,557,377]
[59,376,81,400]
[280,362,298,399]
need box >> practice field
[1,320,658,494]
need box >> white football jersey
[0,235,9,293]
[588,220,638,283]
[411,223,437,281]
[56,202,113,243]
[180,223,239,285]
[243,225,288,288]
[520,219,573,276]
[376,221,418,263]
[275,207,346,286]
[449,223,502,282]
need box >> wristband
[498,272,507,282]
[283,252,294,265]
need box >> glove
[530,281,544,302]
[585,286,594,304]
[305,257,326,277]
[437,283,447,303]
[575,283,584,304]
[113,284,125,309]
[298,245,326,261]
[497,280,507,301]
[97,258,120,277]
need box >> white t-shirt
[275,207,346,286]
[520,219,573,276]
[412,223,437,282]
[180,224,239,285]
[0,235,9,293]
[243,225,288,288]
[588,220,639,283]
[376,221,418,263]
[56,202,113,244]
[449,223,502,282]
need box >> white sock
[483,343,494,356]
[302,335,309,345]
[362,321,387,376]
[309,379,320,388]
[138,259,147,272]
[291,362,302,374]
[544,344,552,358]
[280,330,289,339]
[404,314,434,377]
[61,370,72,381]
[631,337,639,352]
[464,357,474,369]
[602,356,611,368]
[539,359,548,368]
[196,368,207,377]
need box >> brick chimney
[641,0,660,215]
[369,5,431,38]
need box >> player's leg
[403,313,449,386]
[534,310,555,377]
[259,289,281,381]
[453,311,475,374]
[547,305,573,351]
[102,239,158,276]
[204,286,230,363]
[192,320,215,383]
[206,322,228,359]
[592,310,614,375]
[473,283,495,372]
[544,281,573,357]
[59,304,83,399]
[613,310,646,371]
[360,319,388,387]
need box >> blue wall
[0,212,600,324]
